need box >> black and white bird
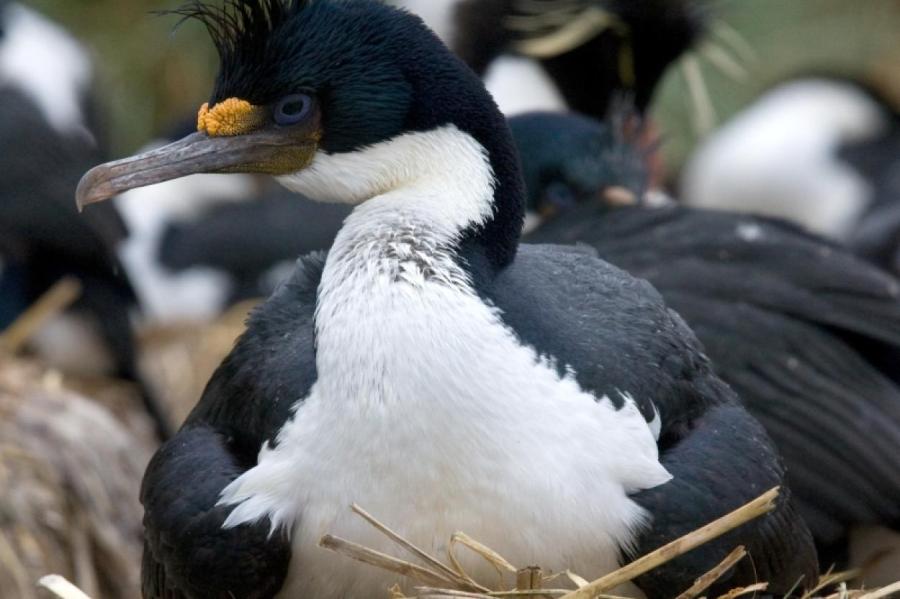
[514,110,900,562]
[0,2,172,440]
[0,0,106,331]
[681,79,900,259]
[77,1,817,597]
[113,165,261,324]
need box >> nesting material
[38,575,93,599]
[23,484,900,599]
[317,489,900,599]
[0,357,151,599]
[319,490,778,598]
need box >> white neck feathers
[305,127,500,399]
[278,125,497,234]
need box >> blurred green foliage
[25,0,900,167]
[652,0,900,174]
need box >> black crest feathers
[164,0,308,68]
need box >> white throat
[220,126,669,598]
[278,125,496,231]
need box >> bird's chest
[221,249,664,598]
[275,364,647,597]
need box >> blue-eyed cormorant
[513,110,900,560]
[127,0,705,311]
[76,1,817,596]
[680,80,891,238]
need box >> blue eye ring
[274,93,313,126]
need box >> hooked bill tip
[75,164,116,212]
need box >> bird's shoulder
[186,251,325,452]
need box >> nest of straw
[0,280,254,598]
[0,357,152,599]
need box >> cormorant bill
[511,110,900,561]
[77,1,817,597]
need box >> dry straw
[0,280,152,599]
[0,357,151,599]
[319,489,781,599]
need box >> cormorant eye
[273,94,312,126]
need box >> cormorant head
[509,110,651,224]
[77,0,525,267]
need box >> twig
[319,534,452,588]
[412,589,491,598]
[490,590,574,597]
[0,277,82,354]
[517,567,544,591]
[804,569,863,599]
[410,589,575,598]
[681,56,716,136]
[563,571,590,589]
[715,582,769,599]
[351,503,486,592]
[675,546,747,599]
[559,487,780,599]
[858,581,900,599]
[37,575,93,599]
[449,531,518,591]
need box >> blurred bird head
[454,0,707,117]
[509,107,657,227]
